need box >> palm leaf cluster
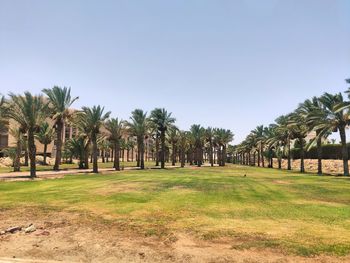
[0,89,234,176]
[234,79,350,176]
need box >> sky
[0,0,350,143]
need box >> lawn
[0,164,349,258]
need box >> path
[0,165,182,181]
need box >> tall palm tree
[74,113,92,169]
[205,127,215,167]
[178,131,189,168]
[214,128,234,166]
[245,133,258,166]
[315,92,350,176]
[6,92,48,177]
[167,125,179,166]
[105,118,124,171]
[79,106,110,173]
[42,86,78,171]
[35,122,54,165]
[251,125,265,167]
[298,97,329,175]
[275,115,293,170]
[126,109,149,169]
[263,124,279,168]
[0,94,7,133]
[190,124,205,167]
[288,112,309,173]
[149,108,175,169]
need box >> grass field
[0,164,350,260]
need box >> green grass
[0,164,349,257]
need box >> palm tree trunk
[278,157,282,169]
[257,150,260,167]
[260,144,264,167]
[172,142,176,166]
[28,130,36,178]
[54,120,63,170]
[43,143,48,165]
[287,139,291,170]
[137,142,140,167]
[155,135,159,166]
[14,138,21,172]
[131,147,134,162]
[114,141,120,171]
[339,125,349,176]
[160,130,165,169]
[140,140,145,169]
[181,149,185,168]
[222,145,226,166]
[101,149,105,163]
[196,146,201,167]
[24,146,29,166]
[92,133,98,173]
[300,139,305,173]
[209,142,214,167]
[83,142,89,169]
[316,133,322,175]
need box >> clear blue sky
[1,0,349,143]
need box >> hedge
[290,143,350,160]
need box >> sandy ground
[0,209,348,263]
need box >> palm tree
[214,128,234,166]
[205,127,215,167]
[149,108,175,169]
[266,123,287,170]
[315,92,350,176]
[6,92,48,177]
[35,122,54,165]
[298,97,329,175]
[245,133,258,166]
[105,118,124,171]
[8,127,23,172]
[74,114,92,169]
[79,106,110,173]
[288,112,309,173]
[275,115,293,170]
[128,137,136,162]
[190,124,205,167]
[167,125,179,166]
[42,86,78,171]
[65,137,86,169]
[263,124,279,168]
[251,125,265,167]
[126,109,149,169]
[178,131,189,168]
[0,94,7,133]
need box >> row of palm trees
[0,87,234,177]
[234,79,350,176]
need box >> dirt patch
[0,208,348,263]
[273,180,292,185]
[93,183,144,195]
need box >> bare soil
[0,208,348,263]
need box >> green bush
[290,143,350,159]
